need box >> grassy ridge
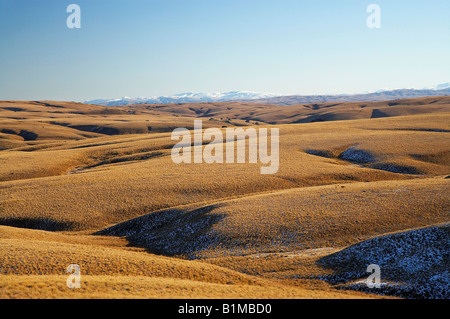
[0,97,448,298]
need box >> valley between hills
[0,96,448,299]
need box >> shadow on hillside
[0,217,77,231]
[95,204,225,259]
[315,223,450,299]
[306,146,424,175]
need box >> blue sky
[0,0,449,101]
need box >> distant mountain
[86,91,280,106]
[243,88,450,106]
[86,84,450,106]
[434,82,450,90]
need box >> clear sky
[0,0,449,101]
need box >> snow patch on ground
[339,147,375,164]
[317,223,450,299]
[96,205,224,258]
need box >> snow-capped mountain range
[426,82,450,90]
[86,91,281,106]
[369,82,450,93]
[85,83,450,106]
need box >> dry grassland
[0,97,448,298]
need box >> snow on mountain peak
[85,84,449,106]
[86,91,281,106]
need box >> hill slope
[0,96,448,299]
[318,223,450,299]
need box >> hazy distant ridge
[86,84,450,106]
[244,87,450,106]
[87,91,279,106]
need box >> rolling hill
[0,95,448,299]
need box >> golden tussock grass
[0,275,383,299]
[0,97,448,298]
